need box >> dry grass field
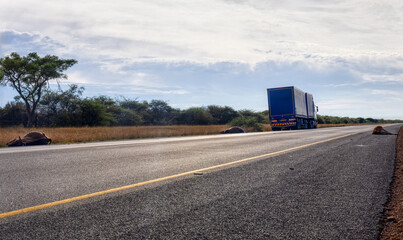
[0,123,377,147]
[0,125,229,147]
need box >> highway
[0,124,400,239]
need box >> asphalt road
[0,124,400,239]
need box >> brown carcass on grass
[7,132,52,147]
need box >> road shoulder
[379,125,403,240]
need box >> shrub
[229,116,263,132]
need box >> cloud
[1,1,402,118]
[63,71,91,85]
[370,89,401,96]
[2,1,402,84]
[362,73,403,83]
[1,0,402,65]
[0,30,65,56]
[317,96,403,119]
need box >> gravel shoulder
[379,126,403,239]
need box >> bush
[207,105,239,124]
[116,108,143,126]
[80,99,114,126]
[0,101,27,126]
[229,116,263,132]
[178,107,213,125]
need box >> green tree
[147,100,178,125]
[341,117,349,124]
[80,99,114,126]
[229,116,263,132]
[0,101,27,126]
[118,99,149,125]
[116,108,143,126]
[258,110,270,124]
[91,96,120,125]
[207,105,239,124]
[39,84,84,126]
[317,115,324,124]
[357,117,365,123]
[238,109,265,123]
[120,99,149,113]
[178,107,213,125]
[366,117,378,123]
[0,52,77,127]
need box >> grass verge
[0,123,379,147]
[0,125,229,147]
[379,126,403,239]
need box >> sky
[0,0,402,119]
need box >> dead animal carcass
[220,126,245,134]
[372,126,394,135]
[7,132,52,147]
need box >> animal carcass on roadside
[7,132,52,147]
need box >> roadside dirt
[379,126,403,240]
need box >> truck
[267,86,318,131]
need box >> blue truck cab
[267,86,317,131]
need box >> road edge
[378,125,403,240]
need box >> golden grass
[262,124,272,131]
[0,123,378,147]
[0,125,230,146]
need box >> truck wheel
[296,120,301,130]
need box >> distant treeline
[0,85,400,128]
[317,115,401,125]
[0,85,269,128]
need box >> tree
[317,115,325,124]
[229,116,263,132]
[0,52,77,127]
[238,109,266,123]
[120,99,149,113]
[116,108,143,126]
[357,117,365,124]
[207,105,239,124]
[80,99,114,126]
[366,117,378,123]
[178,107,213,125]
[147,100,178,125]
[39,84,84,126]
[90,96,120,125]
[0,101,27,126]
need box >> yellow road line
[0,132,357,218]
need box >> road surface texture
[0,124,400,239]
